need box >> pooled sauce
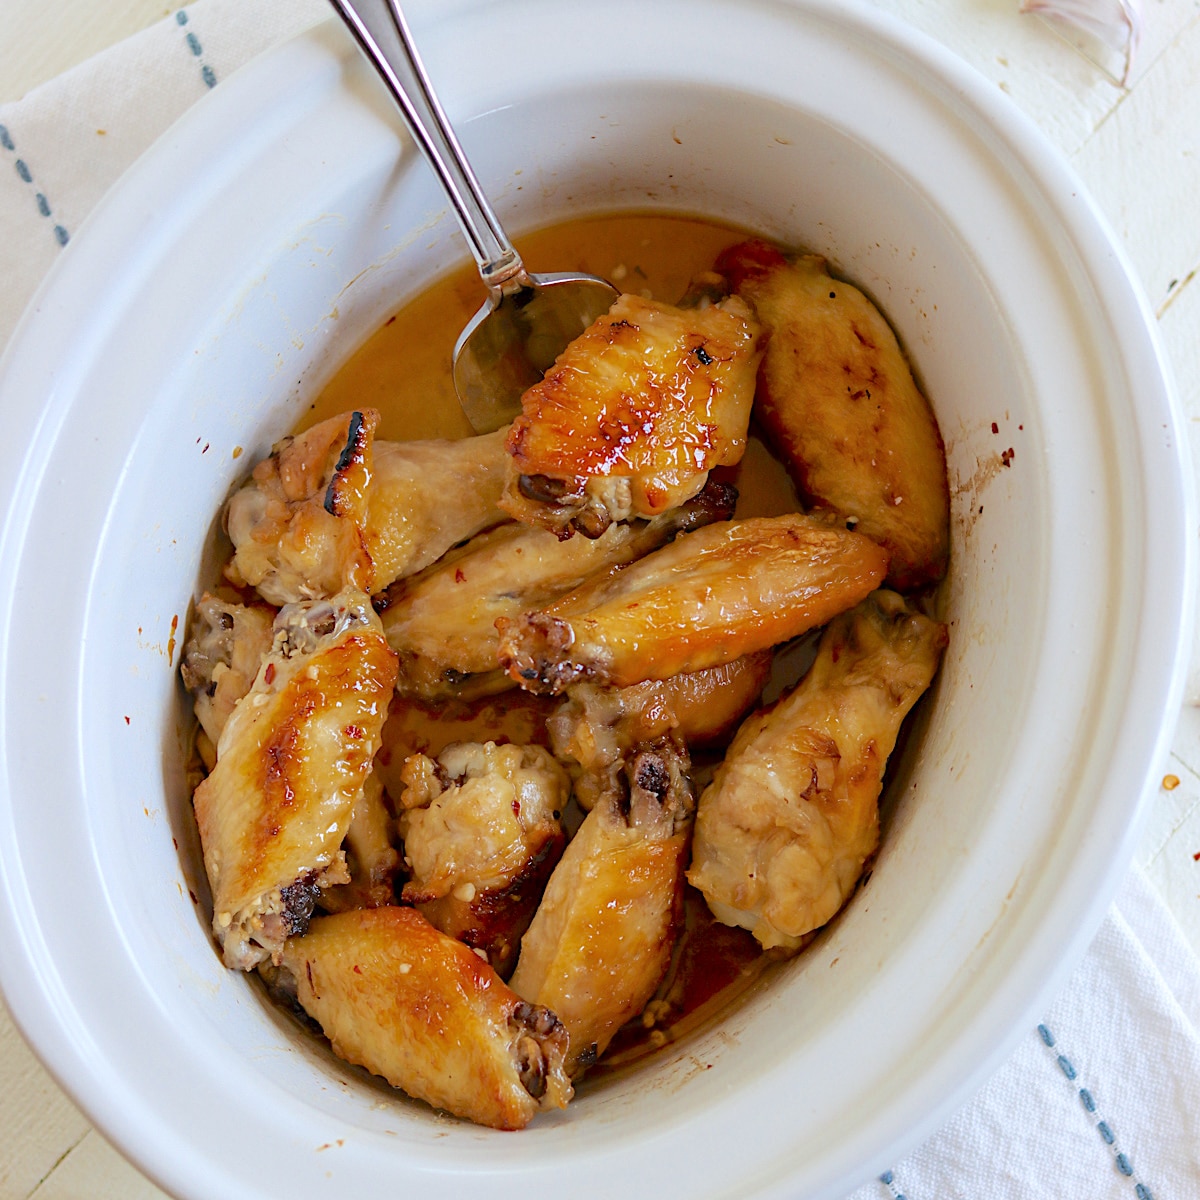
[306,211,797,1071]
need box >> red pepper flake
[455,567,466,583]
[1000,447,1015,468]
[344,724,364,739]
[124,715,131,725]
[512,799,521,817]
[1163,773,1181,791]
[264,662,276,685]
[353,964,362,974]
[1193,850,1200,862]
[991,421,999,434]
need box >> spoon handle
[327,0,527,295]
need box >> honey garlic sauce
[306,211,799,1069]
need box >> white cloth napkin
[847,865,1200,1199]
[2,5,1199,1198]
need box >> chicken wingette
[192,589,398,969]
[688,590,946,951]
[225,409,509,604]
[378,480,736,699]
[501,294,761,537]
[275,907,572,1129]
[497,513,888,694]
[509,738,694,1076]
[718,240,950,589]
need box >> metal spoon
[328,0,620,433]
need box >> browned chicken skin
[497,512,888,694]
[398,741,569,976]
[688,590,946,950]
[509,738,694,1076]
[501,294,761,538]
[192,590,398,969]
[377,480,736,700]
[225,410,509,604]
[276,907,572,1129]
[718,240,950,589]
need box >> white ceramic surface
[0,1,1191,1197]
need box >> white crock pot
[0,2,1192,1197]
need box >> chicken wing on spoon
[500,293,762,538]
[688,590,946,951]
[273,906,572,1130]
[376,479,737,701]
[225,408,509,605]
[497,512,888,694]
[192,589,398,970]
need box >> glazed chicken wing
[180,593,276,764]
[275,907,572,1129]
[225,409,509,604]
[548,652,772,811]
[501,294,761,538]
[497,513,888,694]
[509,739,694,1075]
[192,589,398,969]
[398,742,569,976]
[718,240,950,589]
[378,480,736,700]
[688,590,946,951]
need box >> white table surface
[3,1,1200,1196]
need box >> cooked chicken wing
[316,771,400,914]
[718,240,950,589]
[180,593,276,763]
[509,739,694,1075]
[378,480,737,700]
[688,590,946,951]
[497,513,888,694]
[225,409,509,604]
[275,907,572,1129]
[548,652,772,811]
[501,294,761,538]
[192,589,398,969]
[398,742,569,976]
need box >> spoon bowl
[329,0,619,432]
[453,271,620,432]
